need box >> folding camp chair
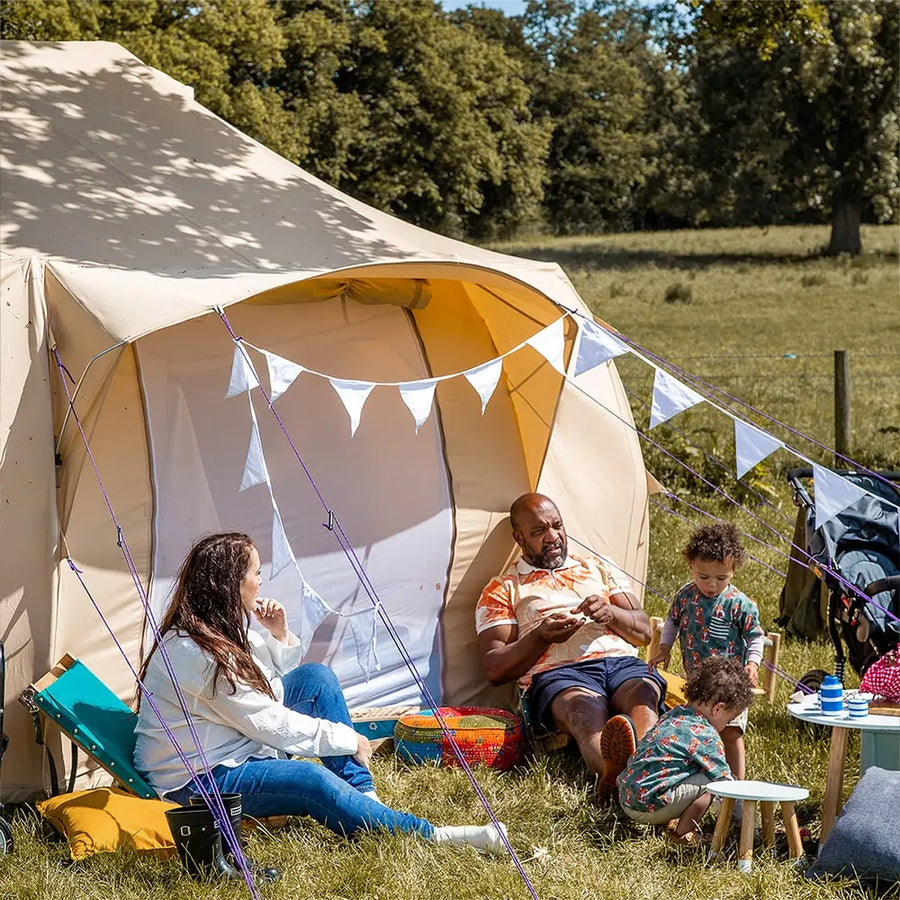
[20,655,157,799]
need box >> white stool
[706,780,809,873]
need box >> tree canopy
[1,0,897,250]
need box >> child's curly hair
[685,656,754,712]
[683,523,746,568]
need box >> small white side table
[706,780,809,873]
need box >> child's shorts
[725,708,748,733]
[621,773,714,826]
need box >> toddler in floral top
[618,656,753,844]
[650,523,763,781]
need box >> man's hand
[254,597,289,643]
[353,734,374,770]
[745,661,759,687]
[649,645,672,671]
[574,593,615,633]
[537,612,587,644]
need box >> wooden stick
[646,616,663,663]
[760,800,775,848]
[821,726,849,843]
[764,632,781,703]
[738,800,757,873]
[782,801,804,859]
[710,797,734,855]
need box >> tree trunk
[827,183,862,255]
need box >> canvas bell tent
[0,41,651,801]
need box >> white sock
[362,789,382,804]
[431,823,508,855]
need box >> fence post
[834,349,851,466]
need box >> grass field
[2,225,898,900]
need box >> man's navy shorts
[527,656,668,731]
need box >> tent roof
[0,40,581,342]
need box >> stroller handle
[865,575,900,597]
[786,468,900,511]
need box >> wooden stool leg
[709,797,734,858]
[821,726,849,846]
[738,799,756,873]
[760,800,775,848]
[782,801,804,859]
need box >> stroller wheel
[0,816,12,855]
[794,669,829,739]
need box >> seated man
[476,492,666,801]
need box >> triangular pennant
[648,368,706,429]
[295,580,330,658]
[270,508,294,579]
[526,318,566,374]
[262,350,304,403]
[574,319,629,376]
[813,464,868,529]
[398,379,438,432]
[734,419,784,479]
[225,344,258,397]
[348,609,380,680]
[464,358,503,414]
[239,420,269,491]
[329,379,375,437]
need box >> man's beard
[524,537,567,570]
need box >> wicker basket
[394,706,525,770]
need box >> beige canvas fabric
[1,40,649,800]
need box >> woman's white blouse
[133,629,360,797]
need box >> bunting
[649,368,706,429]
[330,379,376,437]
[225,343,258,397]
[734,419,784,479]
[526,318,566,374]
[813,464,869,529]
[398,379,438,432]
[574,319,629,376]
[348,609,380,681]
[262,349,304,403]
[464,358,503,414]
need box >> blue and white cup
[846,693,869,718]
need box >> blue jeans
[168,663,432,839]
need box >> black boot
[165,805,242,880]
[189,793,281,883]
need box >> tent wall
[1,259,58,800]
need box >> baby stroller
[779,468,900,691]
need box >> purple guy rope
[613,328,899,495]
[51,347,258,895]
[216,312,538,900]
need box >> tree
[689,0,899,253]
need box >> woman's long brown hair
[139,533,276,699]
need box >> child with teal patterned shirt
[618,656,753,844]
[650,523,764,781]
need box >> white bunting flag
[649,368,706,429]
[348,609,380,680]
[464,358,503,414]
[813,464,868,529]
[262,350,304,403]
[270,508,295,579]
[734,419,784,479]
[398,379,438,432]
[240,420,269,491]
[575,319,629,376]
[329,379,376,437]
[526,318,566,374]
[225,344,258,397]
[296,581,331,658]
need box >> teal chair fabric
[30,657,157,799]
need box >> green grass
[2,225,898,899]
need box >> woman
[134,532,504,852]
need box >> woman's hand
[353,734,373,771]
[254,597,289,643]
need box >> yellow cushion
[36,787,178,860]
